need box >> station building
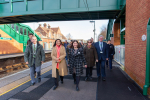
[35,23,67,50]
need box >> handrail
[17,23,41,41]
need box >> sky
[22,20,108,41]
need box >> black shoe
[53,85,58,90]
[76,86,79,91]
[31,82,35,86]
[85,77,88,81]
[38,78,41,83]
[102,77,106,81]
[61,81,63,84]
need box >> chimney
[43,23,47,28]
[48,24,51,29]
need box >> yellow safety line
[0,69,52,96]
[114,59,125,69]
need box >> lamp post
[90,21,95,42]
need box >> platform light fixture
[90,21,95,42]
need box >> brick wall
[126,0,150,94]
[111,23,120,45]
[0,29,23,54]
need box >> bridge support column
[120,32,125,45]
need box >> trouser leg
[54,69,59,86]
[101,60,106,78]
[76,76,80,87]
[91,66,93,76]
[72,73,76,83]
[106,60,108,66]
[35,66,41,79]
[96,61,101,77]
[109,56,113,69]
[86,67,89,77]
[60,76,63,82]
[90,67,93,77]
[30,65,36,83]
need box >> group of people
[24,34,115,92]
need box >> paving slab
[39,79,97,100]
[22,78,49,93]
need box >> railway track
[0,51,52,77]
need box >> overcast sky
[23,20,108,41]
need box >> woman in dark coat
[68,40,87,91]
[83,39,98,81]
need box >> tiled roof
[51,27,59,32]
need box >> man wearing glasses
[94,35,109,81]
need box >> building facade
[35,23,67,50]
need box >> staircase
[0,23,41,52]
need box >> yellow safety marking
[0,69,52,96]
[114,60,125,70]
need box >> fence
[114,45,125,66]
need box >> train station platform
[0,60,148,100]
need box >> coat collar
[53,45,63,51]
[85,45,94,49]
[29,42,41,53]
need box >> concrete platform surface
[0,60,149,100]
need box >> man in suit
[94,35,109,81]
[106,40,115,69]
[24,36,45,86]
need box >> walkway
[0,61,148,100]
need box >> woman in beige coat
[51,39,68,90]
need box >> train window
[24,29,27,35]
[0,34,1,37]
[20,28,23,35]
[11,24,14,29]
[16,26,19,33]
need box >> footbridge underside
[0,0,126,24]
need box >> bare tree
[66,33,73,40]
[98,25,107,41]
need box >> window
[54,34,55,39]
[11,24,14,29]
[50,42,52,50]
[16,26,19,33]
[20,28,23,35]
[49,32,51,38]
[24,29,27,35]
[0,34,1,37]
[110,34,114,37]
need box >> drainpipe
[143,18,150,95]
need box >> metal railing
[114,45,125,66]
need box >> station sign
[0,37,12,40]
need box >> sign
[141,35,146,41]
[0,37,12,40]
